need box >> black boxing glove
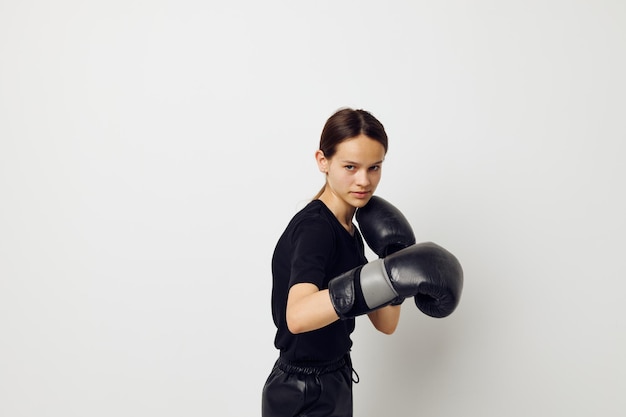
[356,196,416,257]
[356,196,416,305]
[328,242,463,319]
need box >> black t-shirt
[271,199,368,363]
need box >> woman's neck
[317,191,356,234]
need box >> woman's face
[316,134,386,209]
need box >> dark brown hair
[314,108,388,199]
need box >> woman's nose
[355,169,371,186]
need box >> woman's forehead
[334,134,386,162]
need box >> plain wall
[1,1,624,416]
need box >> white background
[1,1,625,416]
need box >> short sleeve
[289,217,335,289]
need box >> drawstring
[345,353,360,384]
[351,367,360,384]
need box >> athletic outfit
[262,199,367,417]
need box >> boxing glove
[328,242,463,319]
[356,195,416,305]
[356,196,416,257]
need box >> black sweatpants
[262,355,354,417]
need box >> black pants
[262,355,354,417]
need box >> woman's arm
[286,283,340,334]
[367,304,401,335]
[286,282,402,335]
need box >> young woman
[262,108,401,417]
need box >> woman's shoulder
[297,199,326,216]
[280,200,336,239]
[288,200,332,227]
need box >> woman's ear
[315,149,328,173]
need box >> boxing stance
[263,108,463,417]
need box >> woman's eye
[345,165,355,171]
[369,165,380,171]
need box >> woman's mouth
[352,191,370,199]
